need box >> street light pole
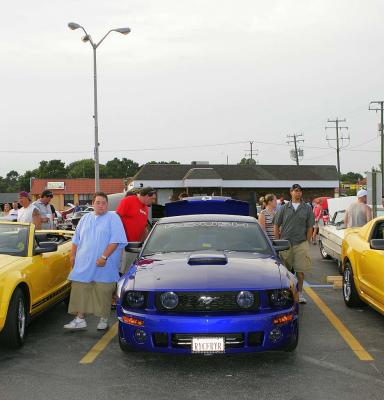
[92,46,100,191]
[68,23,131,192]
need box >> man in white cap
[344,189,372,228]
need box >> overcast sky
[1,0,383,177]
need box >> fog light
[134,329,147,344]
[269,328,282,343]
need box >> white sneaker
[298,293,307,304]
[97,317,108,330]
[64,317,87,330]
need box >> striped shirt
[260,208,275,240]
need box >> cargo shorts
[279,240,311,273]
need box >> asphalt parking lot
[1,246,384,400]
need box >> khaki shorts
[68,281,116,318]
[279,240,311,273]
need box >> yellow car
[0,221,73,348]
[341,217,384,312]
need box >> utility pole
[287,134,304,165]
[243,141,259,164]
[369,101,384,198]
[325,117,349,191]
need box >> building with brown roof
[30,178,126,210]
[130,163,339,205]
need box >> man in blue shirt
[64,192,127,331]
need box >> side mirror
[272,239,290,252]
[370,239,384,250]
[125,242,143,253]
[35,242,58,255]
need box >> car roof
[157,214,258,224]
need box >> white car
[318,196,357,274]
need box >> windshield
[142,221,271,256]
[0,224,29,256]
[332,211,345,225]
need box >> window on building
[79,194,93,206]
[64,194,74,206]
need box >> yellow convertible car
[341,217,384,312]
[0,221,73,348]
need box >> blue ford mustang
[116,210,299,354]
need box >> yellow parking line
[304,287,373,361]
[80,322,118,364]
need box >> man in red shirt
[116,187,157,273]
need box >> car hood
[0,254,22,270]
[132,252,283,291]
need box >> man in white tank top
[17,191,41,228]
[344,189,372,228]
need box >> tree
[66,159,96,178]
[35,160,67,178]
[238,158,257,165]
[18,169,39,192]
[340,172,364,183]
[5,170,19,192]
[104,158,139,178]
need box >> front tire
[284,321,299,352]
[343,262,364,307]
[0,288,28,349]
[319,241,332,260]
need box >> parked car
[116,198,298,355]
[318,196,357,274]
[318,210,346,274]
[341,216,384,313]
[0,222,73,348]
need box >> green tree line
[0,158,179,192]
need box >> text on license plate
[192,337,225,353]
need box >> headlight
[125,291,146,308]
[160,292,179,309]
[269,289,293,307]
[236,290,254,308]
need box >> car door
[28,237,71,314]
[358,221,384,305]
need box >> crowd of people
[0,184,374,329]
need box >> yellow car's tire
[0,288,28,349]
[343,262,364,307]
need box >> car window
[0,224,29,256]
[142,221,272,255]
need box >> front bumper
[117,305,298,354]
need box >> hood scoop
[187,253,228,265]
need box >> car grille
[171,333,244,349]
[155,291,260,313]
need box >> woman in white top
[17,191,41,228]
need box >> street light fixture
[68,22,131,191]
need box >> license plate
[191,337,225,353]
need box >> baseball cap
[139,187,156,196]
[41,190,53,198]
[357,189,368,198]
[291,183,303,191]
[18,191,31,200]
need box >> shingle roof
[0,193,19,203]
[31,179,125,195]
[183,168,223,180]
[133,164,338,181]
